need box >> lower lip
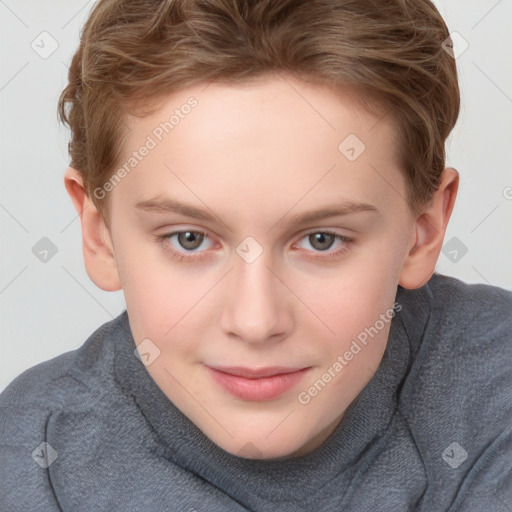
[206,366,311,401]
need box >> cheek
[308,259,397,323]
[302,252,400,367]
[307,280,394,408]
[113,238,183,340]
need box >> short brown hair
[58,0,460,224]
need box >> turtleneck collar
[113,280,433,505]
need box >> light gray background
[1,0,511,392]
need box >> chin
[214,429,309,460]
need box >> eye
[157,230,215,262]
[172,231,210,251]
[295,230,352,261]
[156,229,352,263]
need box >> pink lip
[206,365,311,401]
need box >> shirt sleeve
[0,354,76,512]
[0,403,63,511]
[450,424,512,511]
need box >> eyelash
[156,229,353,263]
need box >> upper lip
[207,365,310,379]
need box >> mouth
[205,364,312,401]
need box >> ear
[64,167,122,292]
[399,167,459,289]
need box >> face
[105,74,416,459]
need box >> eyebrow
[135,197,378,225]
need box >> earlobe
[64,167,122,292]
[398,168,459,289]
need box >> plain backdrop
[1,0,511,392]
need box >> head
[60,0,459,459]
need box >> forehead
[112,75,406,223]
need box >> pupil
[312,233,333,251]
[179,231,202,249]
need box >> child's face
[106,75,417,459]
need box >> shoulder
[0,312,126,411]
[427,272,512,327]
[0,312,127,508]
[400,273,512,404]
[397,274,512,507]
[398,272,512,357]
[424,273,512,372]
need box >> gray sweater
[1,273,511,511]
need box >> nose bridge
[221,239,287,344]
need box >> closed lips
[205,365,313,401]
[207,366,310,378]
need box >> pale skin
[64,74,458,460]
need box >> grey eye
[307,232,336,251]
[176,231,205,251]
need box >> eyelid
[164,228,217,250]
[156,225,353,263]
[157,226,351,246]
[292,228,352,252]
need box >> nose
[220,246,292,345]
